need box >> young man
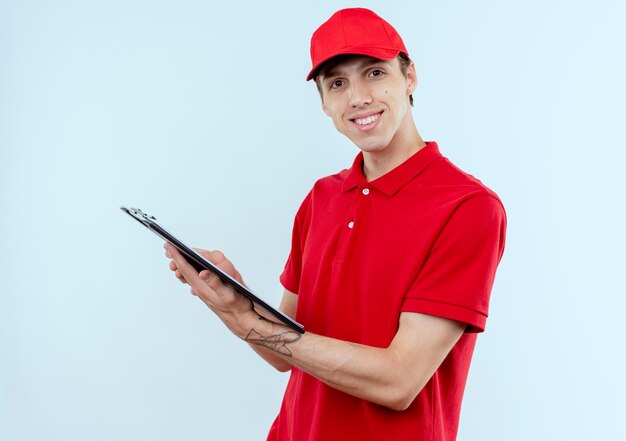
[166,8,507,441]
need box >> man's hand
[167,246,244,285]
[164,243,258,339]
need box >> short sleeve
[279,192,312,294]
[402,194,507,333]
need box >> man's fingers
[172,246,236,280]
[193,247,214,260]
[166,252,187,283]
[165,244,201,284]
[165,243,245,308]
[166,244,225,299]
[199,270,223,291]
[194,248,237,274]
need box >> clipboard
[120,206,305,334]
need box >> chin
[340,128,390,153]
[354,138,389,153]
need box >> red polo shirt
[268,142,507,441]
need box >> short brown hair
[314,53,414,107]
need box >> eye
[369,69,384,78]
[329,79,345,90]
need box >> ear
[406,62,417,95]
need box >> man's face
[318,55,416,154]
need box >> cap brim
[306,47,401,81]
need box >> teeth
[354,113,381,125]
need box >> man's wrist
[243,316,302,358]
[230,309,264,340]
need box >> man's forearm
[244,293,299,372]
[243,319,406,410]
[247,343,293,372]
[239,314,462,411]
[245,316,294,372]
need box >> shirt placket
[333,185,372,264]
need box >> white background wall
[1,1,624,440]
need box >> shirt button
[362,188,370,195]
[348,221,354,229]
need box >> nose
[347,81,372,108]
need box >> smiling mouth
[352,112,382,126]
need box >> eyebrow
[322,58,392,81]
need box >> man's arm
[166,244,464,411]
[246,291,298,372]
[247,300,464,411]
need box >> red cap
[307,8,409,81]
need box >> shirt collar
[341,141,442,196]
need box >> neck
[362,121,426,181]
